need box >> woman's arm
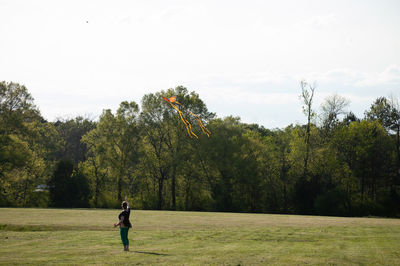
[114,215,124,227]
[125,196,130,209]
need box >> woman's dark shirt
[118,208,132,228]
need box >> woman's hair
[122,201,128,209]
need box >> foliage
[53,116,96,165]
[48,159,90,208]
[0,82,55,207]
[1,81,399,217]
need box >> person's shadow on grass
[133,251,168,256]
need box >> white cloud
[304,14,338,28]
[298,69,359,85]
[294,13,339,32]
[296,66,400,90]
[204,87,299,105]
[195,65,400,127]
[355,65,400,87]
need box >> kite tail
[170,102,198,138]
[175,101,211,137]
[164,97,208,139]
[179,110,198,139]
[185,118,199,139]
[188,111,211,137]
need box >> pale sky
[1,0,399,128]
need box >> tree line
[1,81,399,217]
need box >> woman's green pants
[120,227,129,246]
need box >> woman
[114,198,132,251]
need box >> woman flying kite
[162,96,211,139]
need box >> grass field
[1,208,400,265]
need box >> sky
[1,0,399,128]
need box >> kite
[162,96,211,139]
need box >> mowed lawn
[0,208,400,265]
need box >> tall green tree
[196,117,252,212]
[140,86,214,210]
[48,159,90,207]
[0,82,39,175]
[272,126,295,213]
[85,101,141,204]
[80,128,108,208]
[365,96,400,190]
[0,81,57,207]
[54,117,96,166]
[332,121,394,211]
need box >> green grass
[0,208,400,265]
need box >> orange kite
[162,96,211,139]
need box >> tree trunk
[396,126,400,186]
[280,151,289,213]
[304,111,311,178]
[361,175,365,203]
[300,80,314,179]
[185,179,190,211]
[23,179,28,207]
[283,183,288,213]
[93,161,99,207]
[171,165,177,210]
[157,177,164,210]
[118,176,122,203]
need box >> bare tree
[320,93,350,134]
[300,80,316,178]
[388,95,400,185]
